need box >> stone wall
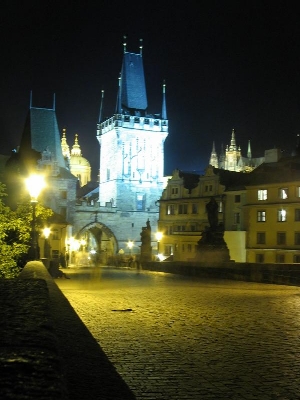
[142,261,300,286]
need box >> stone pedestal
[140,219,153,263]
[195,225,230,263]
[140,244,153,263]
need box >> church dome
[61,131,91,187]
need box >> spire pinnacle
[247,140,252,159]
[139,38,143,56]
[98,89,105,123]
[123,35,127,53]
[162,80,167,120]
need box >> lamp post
[155,232,163,257]
[25,174,45,260]
[127,240,133,256]
[43,227,51,257]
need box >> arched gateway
[74,222,118,266]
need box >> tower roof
[19,106,66,169]
[120,51,147,111]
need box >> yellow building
[157,166,247,262]
[245,155,300,263]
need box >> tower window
[136,193,145,211]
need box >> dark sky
[1,1,300,179]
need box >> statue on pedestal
[140,219,152,263]
[196,197,230,263]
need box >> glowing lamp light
[25,174,46,202]
[43,227,51,239]
[155,232,163,242]
[25,174,46,260]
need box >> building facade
[157,166,247,262]
[244,156,300,263]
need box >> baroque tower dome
[61,130,91,187]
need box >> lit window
[257,211,266,222]
[219,201,223,213]
[278,209,287,222]
[258,189,267,200]
[257,232,266,244]
[167,204,175,215]
[296,187,300,197]
[279,188,288,199]
[277,232,286,245]
[136,193,145,211]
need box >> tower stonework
[70,39,169,260]
[97,44,168,212]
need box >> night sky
[1,1,300,180]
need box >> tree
[0,182,53,278]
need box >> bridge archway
[75,222,118,265]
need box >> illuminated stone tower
[225,128,241,171]
[96,38,168,211]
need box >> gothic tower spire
[247,140,252,159]
[209,141,218,168]
[162,80,167,120]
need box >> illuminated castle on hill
[209,128,264,172]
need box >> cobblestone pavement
[57,266,300,400]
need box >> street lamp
[25,174,45,260]
[127,240,133,255]
[43,227,51,258]
[155,232,163,256]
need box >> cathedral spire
[139,38,143,56]
[162,80,167,120]
[229,128,236,151]
[116,73,122,114]
[123,35,127,53]
[247,140,252,159]
[209,141,218,168]
[98,90,104,123]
